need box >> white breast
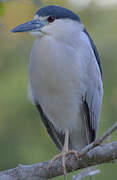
[28,31,91,134]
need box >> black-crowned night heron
[12,5,103,177]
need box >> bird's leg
[62,130,79,167]
[49,130,78,178]
[49,130,69,178]
[61,129,69,178]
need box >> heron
[11,5,103,178]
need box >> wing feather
[36,104,65,151]
[82,29,103,143]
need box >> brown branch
[0,122,117,180]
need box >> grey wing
[36,104,65,151]
[82,29,103,143]
[82,81,103,143]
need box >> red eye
[47,16,55,23]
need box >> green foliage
[0,2,5,17]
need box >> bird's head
[11,5,83,39]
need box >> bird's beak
[11,19,47,33]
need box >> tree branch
[79,122,117,157]
[72,166,100,180]
[0,122,117,180]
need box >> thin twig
[98,122,117,142]
[72,166,100,180]
[79,122,117,157]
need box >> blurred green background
[0,0,117,179]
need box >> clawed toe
[49,153,62,168]
[48,150,79,180]
[66,150,79,159]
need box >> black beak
[11,19,46,33]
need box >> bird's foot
[49,151,67,179]
[65,149,79,159]
[49,150,79,179]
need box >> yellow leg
[49,130,79,179]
